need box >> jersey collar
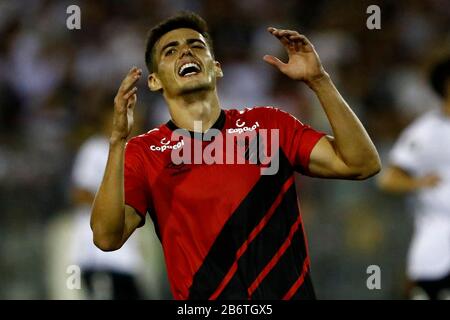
[165,109,226,138]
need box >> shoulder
[225,106,299,124]
[399,111,437,139]
[226,106,285,116]
[79,135,108,151]
[392,112,438,153]
[127,124,168,150]
[75,135,109,162]
[125,125,174,162]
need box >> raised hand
[263,27,327,85]
[111,67,142,142]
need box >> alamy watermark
[148,119,280,175]
[66,5,81,30]
[366,265,381,290]
[366,5,381,30]
[66,264,81,290]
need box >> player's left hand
[264,27,328,85]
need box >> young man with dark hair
[378,57,450,300]
[91,12,380,300]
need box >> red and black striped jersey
[124,107,325,300]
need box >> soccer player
[378,57,450,300]
[91,12,380,300]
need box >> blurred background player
[378,57,450,300]
[45,94,169,299]
[70,96,143,299]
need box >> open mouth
[178,62,201,77]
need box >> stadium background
[0,0,449,299]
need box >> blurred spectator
[378,57,450,300]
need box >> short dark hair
[430,57,450,98]
[145,11,213,73]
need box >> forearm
[378,167,434,194]
[91,138,127,250]
[379,175,422,194]
[308,75,380,170]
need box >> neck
[165,89,221,132]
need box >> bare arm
[307,76,380,180]
[264,28,381,179]
[378,165,440,194]
[91,67,143,251]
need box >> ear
[148,73,162,92]
[214,61,223,78]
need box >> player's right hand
[111,66,142,142]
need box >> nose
[180,45,193,57]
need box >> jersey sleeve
[389,121,425,175]
[270,108,326,174]
[124,139,150,224]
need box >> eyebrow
[160,38,206,55]
[160,41,179,54]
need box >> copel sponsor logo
[227,119,260,134]
[150,137,185,152]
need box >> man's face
[151,28,222,96]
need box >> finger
[263,55,286,70]
[123,87,137,100]
[268,27,287,38]
[124,66,141,80]
[128,66,138,74]
[279,37,293,51]
[119,68,142,94]
[121,74,141,95]
[288,34,314,52]
[268,28,303,53]
[288,35,303,43]
[269,28,300,38]
[293,34,313,47]
[278,30,300,38]
[269,27,311,46]
[268,29,291,48]
[270,29,291,41]
[127,93,137,109]
[278,35,297,54]
[286,35,302,51]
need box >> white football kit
[390,110,450,280]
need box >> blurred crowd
[0,0,449,299]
